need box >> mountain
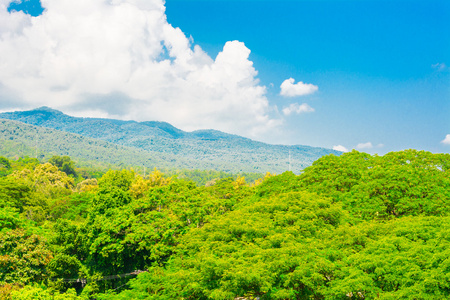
[0,107,341,174]
[0,118,201,170]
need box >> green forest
[0,108,339,174]
[1,150,450,299]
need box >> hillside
[0,118,201,171]
[0,107,341,174]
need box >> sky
[0,0,449,154]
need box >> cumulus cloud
[333,145,349,152]
[356,142,373,150]
[280,78,318,97]
[0,0,281,138]
[441,134,450,145]
[282,103,314,116]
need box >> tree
[98,169,135,191]
[0,178,31,212]
[108,190,344,299]
[48,156,77,178]
[0,229,53,285]
[10,285,85,300]
[299,150,450,220]
[0,157,12,176]
[47,253,84,292]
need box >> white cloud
[280,78,318,97]
[356,142,373,150]
[432,63,447,71]
[333,145,349,152]
[441,134,450,145]
[282,103,314,116]
[0,0,281,138]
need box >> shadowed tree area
[48,156,78,178]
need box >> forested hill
[0,118,208,171]
[0,107,340,174]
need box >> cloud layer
[280,78,318,97]
[0,0,280,138]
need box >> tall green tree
[49,156,77,178]
[0,156,12,176]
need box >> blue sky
[165,0,450,153]
[3,0,450,154]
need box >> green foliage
[98,169,135,191]
[0,207,22,231]
[253,171,300,199]
[0,177,31,212]
[5,163,75,223]
[10,284,86,300]
[0,156,12,176]
[0,109,339,174]
[9,163,74,193]
[48,156,77,178]
[0,229,53,285]
[0,150,449,299]
[300,150,450,220]
[0,157,11,169]
[115,190,344,300]
[51,219,88,260]
[47,253,84,291]
[49,192,94,221]
[91,187,132,216]
[169,169,264,186]
[0,283,21,300]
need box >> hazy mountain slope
[0,107,341,173]
[0,119,217,171]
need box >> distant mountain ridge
[0,106,243,141]
[0,118,238,173]
[0,107,341,174]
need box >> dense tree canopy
[0,150,449,299]
[48,156,78,178]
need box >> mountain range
[0,107,340,174]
